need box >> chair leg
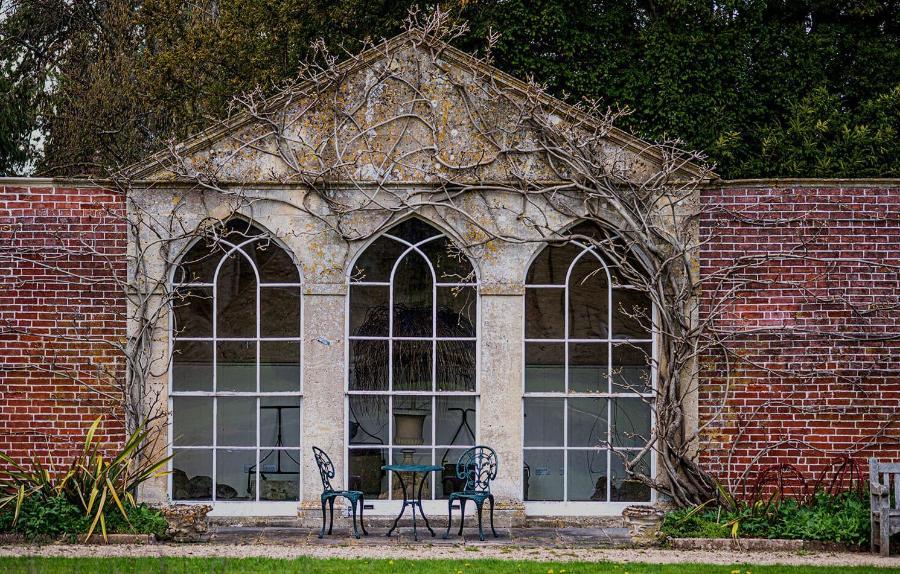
[443,498,453,539]
[318,498,327,539]
[457,499,466,535]
[881,517,891,557]
[476,501,485,542]
[328,497,336,535]
[489,495,498,538]
[359,496,368,536]
[351,499,360,540]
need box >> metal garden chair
[312,446,368,539]
[443,445,499,541]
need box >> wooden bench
[870,458,900,556]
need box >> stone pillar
[478,285,526,526]
[298,284,347,523]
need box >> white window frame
[523,240,657,515]
[167,230,304,515]
[345,223,480,514]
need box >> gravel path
[1,543,899,568]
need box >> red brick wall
[699,182,900,494]
[0,183,127,469]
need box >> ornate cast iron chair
[312,446,368,539]
[443,445,499,541]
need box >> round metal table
[381,463,442,541]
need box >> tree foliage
[1,0,898,178]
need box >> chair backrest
[456,446,498,493]
[869,457,900,511]
[313,446,336,492]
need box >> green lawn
[0,558,896,574]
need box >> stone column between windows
[297,283,347,524]
[478,284,526,527]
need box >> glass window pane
[437,447,471,499]
[612,342,652,394]
[215,252,257,338]
[252,240,299,283]
[392,252,433,337]
[349,285,389,337]
[526,243,583,285]
[525,288,564,339]
[172,397,212,446]
[392,340,432,391]
[435,396,476,447]
[348,448,388,497]
[436,287,476,337]
[260,398,300,448]
[523,398,563,447]
[171,448,213,500]
[217,397,256,447]
[175,239,224,284]
[392,396,432,446]
[259,341,300,392]
[351,236,407,282]
[173,287,213,337]
[349,395,388,445]
[260,287,300,337]
[612,289,651,338]
[524,450,563,501]
[259,450,300,501]
[568,254,609,339]
[611,398,652,448]
[172,340,212,392]
[436,340,475,391]
[349,340,388,391]
[217,449,254,501]
[525,343,564,393]
[420,236,473,283]
[568,343,608,393]
[388,219,440,244]
[217,341,256,392]
[610,452,651,502]
[568,450,608,501]
[390,448,433,500]
[567,398,608,448]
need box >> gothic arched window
[347,218,478,501]
[169,219,302,503]
[523,222,654,504]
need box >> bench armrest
[870,482,889,497]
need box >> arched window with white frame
[169,219,303,504]
[346,218,478,503]
[523,222,654,507]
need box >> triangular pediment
[129,30,710,184]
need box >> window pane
[349,395,388,445]
[524,450,563,501]
[567,398,607,448]
[390,448,433,499]
[525,288,564,339]
[172,448,213,500]
[351,236,407,282]
[568,254,609,338]
[420,236,473,283]
[612,342,652,394]
[610,452,651,502]
[216,252,257,337]
[172,397,212,446]
[524,343,564,393]
[175,239,224,284]
[526,243,582,285]
[259,450,300,501]
[435,396,476,446]
[172,340,212,392]
[568,450,608,501]
[568,343,608,393]
[392,340,432,391]
[436,340,475,391]
[437,447,471,499]
[217,341,256,392]
[173,287,213,337]
[388,219,440,244]
[392,252,433,337]
[217,397,256,447]
[349,448,388,497]
[392,396,432,446]
[252,240,300,283]
[260,287,300,337]
[349,285,389,337]
[217,449,254,501]
[523,398,563,447]
[611,398,651,448]
[259,341,300,392]
[612,289,651,338]
[260,398,300,448]
[436,287,476,337]
[349,340,388,391]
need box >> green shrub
[105,503,168,538]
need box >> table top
[382,463,443,473]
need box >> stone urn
[622,505,666,546]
